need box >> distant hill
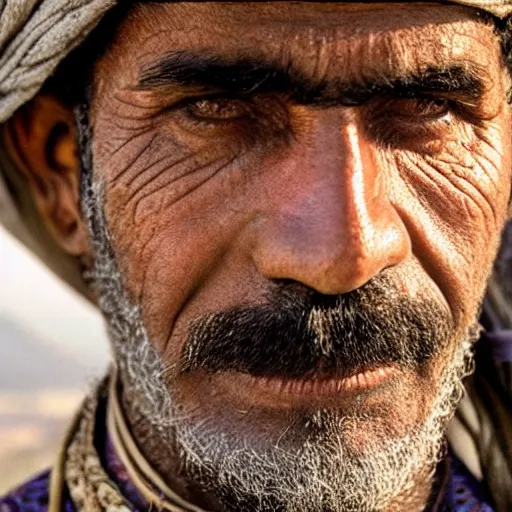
[0,315,100,391]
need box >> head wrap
[452,0,512,16]
[0,0,116,295]
[0,0,511,292]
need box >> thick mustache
[182,275,452,379]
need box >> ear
[4,95,91,259]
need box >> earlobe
[4,94,91,258]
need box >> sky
[0,226,109,370]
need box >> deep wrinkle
[126,151,197,200]
[133,154,238,215]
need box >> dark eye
[391,97,450,120]
[364,95,457,153]
[186,97,251,121]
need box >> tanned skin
[5,3,512,511]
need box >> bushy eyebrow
[137,50,484,105]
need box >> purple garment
[481,331,512,363]
[0,455,497,512]
[449,455,495,512]
[102,433,148,511]
[0,470,75,512]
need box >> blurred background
[0,226,109,493]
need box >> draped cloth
[0,0,116,125]
[48,370,210,512]
[0,0,116,295]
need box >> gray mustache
[182,275,452,379]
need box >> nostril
[269,278,318,300]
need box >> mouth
[210,366,400,409]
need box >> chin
[164,340,472,512]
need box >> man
[0,1,511,511]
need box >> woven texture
[0,0,117,124]
[451,0,512,17]
[458,0,512,16]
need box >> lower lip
[246,367,398,397]
[212,366,398,407]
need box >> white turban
[0,0,117,125]
[0,0,511,292]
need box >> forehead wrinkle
[132,2,480,30]
[119,2,498,65]
[96,3,505,116]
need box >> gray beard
[82,175,477,512]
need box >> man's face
[83,2,511,511]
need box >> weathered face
[82,2,512,510]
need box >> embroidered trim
[49,378,132,512]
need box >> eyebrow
[138,50,484,105]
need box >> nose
[252,118,411,295]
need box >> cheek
[95,127,255,354]
[390,122,511,323]
[92,95,512,356]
